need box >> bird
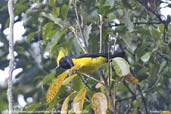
[57,51,125,74]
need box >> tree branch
[7,0,15,114]
[110,21,161,27]
[123,80,136,99]
[136,0,163,23]
[99,15,103,53]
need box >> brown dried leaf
[124,73,139,85]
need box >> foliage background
[0,0,171,113]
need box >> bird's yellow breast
[71,57,107,74]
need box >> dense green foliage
[0,0,171,113]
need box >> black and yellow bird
[57,50,125,74]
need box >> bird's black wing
[74,51,125,59]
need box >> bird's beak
[56,65,60,69]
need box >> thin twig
[72,30,87,53]
[7,0,14,114]
[73,2,88,53]
[100,71,117,113]
[136,0,163,23]
[124,103,133,114]
[116,92,142,102]
[123,80,136,99]
[110,21,161,27]
[81,73,105,86]
[137,84,148,114]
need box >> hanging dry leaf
[124,73,139,85]
[73,88,86,114]
[95,81,104,89]
[46,70,70,104]
[91,92,108,114]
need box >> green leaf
[150,28,161,40]
[25,102,46,112]
[140,52,152,63]
[51,38,74,58]
[72,76,84,91]
[112,57,130,77]
[45,29,67,53]
[26,32,37,43]
[41,73,56,84]
[105,0,114,6]
[123,12,134,32]
[61,4,69,19]
[159,24,164,33]
[52,7,60,17]
[45,98,58,114]
[42,22,56,42]
[41,12,63,28]
[14,0,28,16]
[49,0,56,7]
[61,0,72,19]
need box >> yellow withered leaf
[73,88,86,114]
[62,74,77,85]
[57,47,68,65]
[46,70,70,104]
[91,92,108,114]
[61,92,76,114]
[61,96,70,114]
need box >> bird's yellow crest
[56,47,68,65]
